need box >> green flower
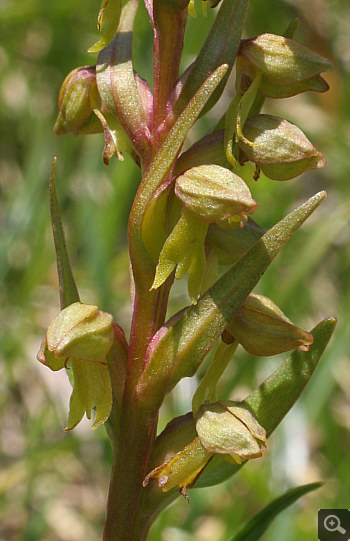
[37,302,114,429]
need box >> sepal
[46,302,114,362]
[195,401,266,463]
[175,165,257,223]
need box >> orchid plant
[38,1,335,540]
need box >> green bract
[88,0,122,54]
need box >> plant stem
[103,400,158,541]
[103,280,171,540]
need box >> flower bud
[236,56,329,99]
[195,401,266,464]
[54,66,102,136]
[46,302,114,362]
[237,114,326,180]
[239,33,332,85]
[225,293,314,357]
[175,165,257,223]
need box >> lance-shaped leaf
[137,192,326,407]
[129,64,228,287]
[50,157,80,310]
[230,483,322,541]
[96,0,150,159]
[174,0,249,118]
[195,316,336,488]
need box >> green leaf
[49,157,80,310]
[137,192,327,407]
[96,0,150,159]
[230,482,322,541]
[195,316,336,488]
[175,0,249,117]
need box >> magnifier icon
[324,514,346,534]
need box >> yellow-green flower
[37,302,114,430]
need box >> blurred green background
[0,0,349,539]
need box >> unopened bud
[239,33,332,85]
[236,56,329,99]
[237,114,326,180]
[225,293,314,356]
[175,165,257,223]
[195,401,266,464]
[54,66,102,136]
